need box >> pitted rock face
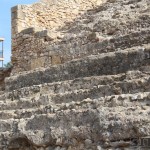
[0,0,150,149]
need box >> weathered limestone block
[51,55,62,65]
[31,57,45,70]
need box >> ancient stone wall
[11,0,105,75]
[11,0,104,34]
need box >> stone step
[0,97,149,149]
[0,105,56,120]
[0,72,150,110]
[57,91,150,111]
[2,70,148,102]
[1,76,150,110]
[86,9,150,36]
[0,91,149,120]
[0,97,45,111]
[70,0,150,36]
[5,44,150,91]
[51,77,150,104]
[46,30,150,66]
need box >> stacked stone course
[0,0,150,149]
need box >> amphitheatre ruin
[0,0,150,149]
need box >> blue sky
[0,0,38,65]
